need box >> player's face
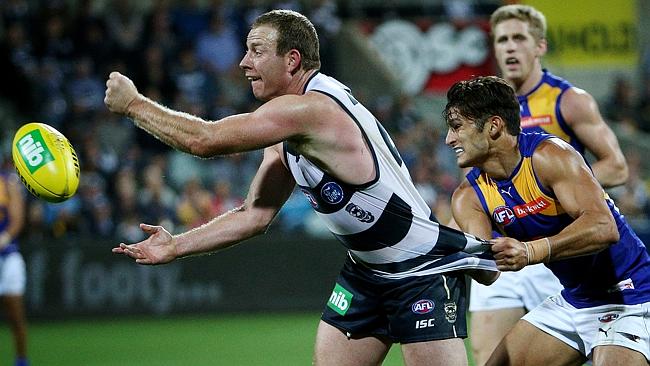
[240,25,292,101]
[445,110,490,168]
[493,19,545,86]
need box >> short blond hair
[490,4,547,42]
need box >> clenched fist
[104,72,140,115]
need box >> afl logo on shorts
[321,182,344,204]
[411,299,434,314]
[493,206,515,226]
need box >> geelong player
[106,10,497,366]
[467,5,630,365]
[447,76,649,366]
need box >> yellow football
[11,122,80,202]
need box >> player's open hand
[112,223,177,265]
[490,237,528,271]
[104,71,140,115]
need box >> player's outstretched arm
[562,87,628,187]
[113,145,296,265]
[105,72,314,158]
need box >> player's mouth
[246,76,261,82]
[504,57,519,70]
[452,146,464,156]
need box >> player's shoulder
[559,86,599,118]
[532,136,585,175]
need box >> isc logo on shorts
[415,318,436,329]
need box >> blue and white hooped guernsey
[284,72,496,279]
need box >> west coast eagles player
[447,76,649,366]
[467,5,630,365]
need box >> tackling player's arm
[113,145,296,264]
[561,87,628,187]
[0,174,25,249]
[491,138,619,271]
[450,181,493,240]
[104,72,312,157]
[451,181,500,285]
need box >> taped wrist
[527,237,552,264]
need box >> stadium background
[1,0,649,364]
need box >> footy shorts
[0,252,26,295]
[321,255,467,344]
[523,294,650,361]
[469,263,562,312]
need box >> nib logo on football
[327,283,353,315]
[17,130,54,173]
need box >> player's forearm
[526,213,618,264]
[173,206,270,258]
[126,95,212,157]
[591,158,628,188]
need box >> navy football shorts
[321,255,467,343]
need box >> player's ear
[288,49,301,74]
[488,116,503,138]
[536,38,548,57]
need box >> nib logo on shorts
[17,129,54,173]
[327,283,353,316]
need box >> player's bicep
[451,183,493,239]
[533,140,609,219]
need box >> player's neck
[510,67,544,96]
[290,69,318,95]
[483,136,521,180]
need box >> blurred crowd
[0,0,649,246]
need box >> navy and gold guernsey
[518,70,585,155]
[0,172,19,256]
[284,72,496,279]
[466,132,650,308]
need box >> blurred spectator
[138,158,178,229]
[104,0,145,71]
[195,7,242,76]
[176,178,215,229]
[602,75,638,127]
[0,21,37,113]
[171,0,210,44]
[171,46,217,107]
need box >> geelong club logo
[321,182,344,204]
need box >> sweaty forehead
[247,25,279,46]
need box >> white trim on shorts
[0,252,26,295]
[523,294,650,361]
[469,263,562,312]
